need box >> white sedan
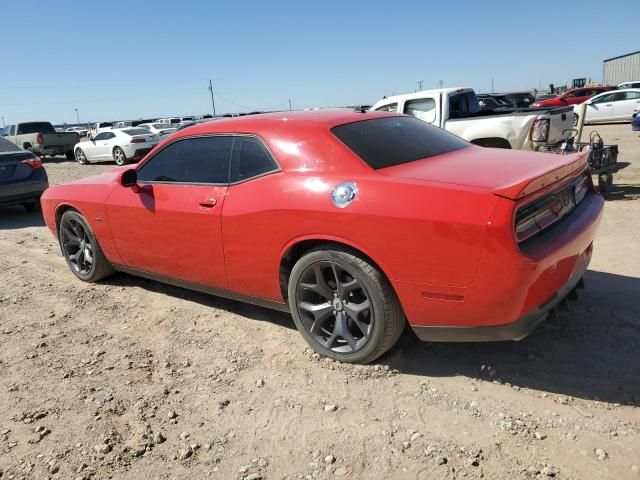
[137,122,177,137]
[575,88,640,124]
[74,128,159,166]
[66,126,89,137]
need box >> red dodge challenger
[41,110,603,364]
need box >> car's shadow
[601,183,640,201]
[0,206,45,229]
[105,268,639,406]
[104,273,295,331]
[383,270,640,406]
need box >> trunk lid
[377,145,588,200]
[41,132,78,148]
[0,151,38,184]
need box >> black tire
[573,114,579,127]
[59,210,114,282]
[75,148,89,165]
[288,246,405,364]
[65,150,75,160]
[113,147,127,166]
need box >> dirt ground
[0,124,639,480]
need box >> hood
[377,145,588,200]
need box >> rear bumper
[0,169,49,206]
[41,146,74,155]
[395,190,604,342]
[412,253,588,342]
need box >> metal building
[603,51,640,86]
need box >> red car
[532,86,615,108]
[41,111,603,364]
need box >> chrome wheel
[113,148,126,166]
[61,217,94,275]
[75,149,87,164]
[296,261,373,354]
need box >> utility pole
[288,99,292,111]
[417,80,424,91]
[491,78,494,94]
[74,108,79,124]
[208,79,216,116]
[1,117,5,128]
[438,80,443,88]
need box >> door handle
[199,198,217,208]
[605,104,612,107]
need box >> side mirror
[121,169,138,187]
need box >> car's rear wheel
[75,148,88,165]
[288,247,405,364]
[113,147,127,166]
[59,210,114,282]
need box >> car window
[137,136,233,184]
[592,93,616,104]
[231,136,278,182]
[404,98,436,123]
[93,132,110,141]
[621,91,640,100]
[122,128,149,136]
[332,116,469,170]
[375,103,398,113]
[17,122,56,134]
[448,91,481,118]
[10,125,16,135]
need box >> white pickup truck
[370,88,574,150]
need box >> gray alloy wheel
[113,147,127,166]
[288,246,405,364]
[59,210,114,282]
[75,148,88,165]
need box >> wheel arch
[55,203,82,236]
[469,137,512,149]
[278,236,392,301]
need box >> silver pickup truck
[1,122,79,159]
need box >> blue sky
[0,0,637,125]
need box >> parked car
[0,137,48,211]
[574,89,640,125]
[66,126,89,137]
[371,88,574,150]
[535,93,557,101]
[632,112,640,131]
[74,128,159,166]
[155,117,181,126]
[89,122,114,138]
[531,86,615,108]
[137,123,177,137]
[617,81,640,89]
[41,110,603,363]
[0,121,78,159]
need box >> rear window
[17,122,55,134]
[332,116,469,170]
[122,128,150,136]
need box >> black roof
[603,51,640,63]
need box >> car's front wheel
[59,210,114,282]
[288,246,405,364]
[113,147,127,166]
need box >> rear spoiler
[493,151,589,200]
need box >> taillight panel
[515,171,591,243]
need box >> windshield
[17,122,56,134]
[332,116,469,170]
[153,123,172,129]
[122,128,150,136]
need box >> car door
[105,135,232,288]
[88,131,115,160]
[610,91,640,120]
[586,92,616,122]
